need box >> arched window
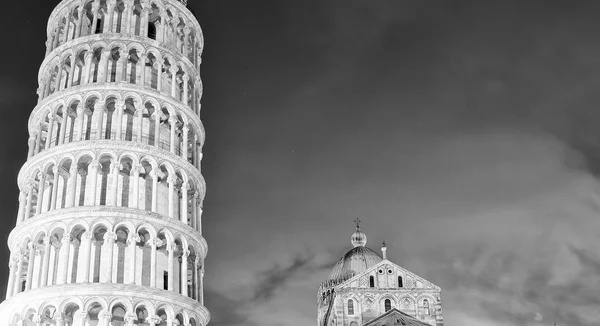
[148,22,157,40]
[423,299,430,315]
[347,299,354,315]
[384,299,392,312]
[369,276,375,288]
[398,276,403,288]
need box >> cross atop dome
[354,218,361,230]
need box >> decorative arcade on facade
[0,0,209,325]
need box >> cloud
[251,252,330,302]
[206,251,331,325]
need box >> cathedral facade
[0,0,208,324]
[318,223,443,326]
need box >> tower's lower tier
[0,283,209,325]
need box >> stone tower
[0,0,208,325]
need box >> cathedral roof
[327,222,383,281]
[364,309,431,326]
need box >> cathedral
[318,221,443,326]
[0,0,208,324]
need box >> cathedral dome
[327,222,382,282]
[327,246,383,281]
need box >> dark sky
[3,1,600,325]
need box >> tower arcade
[0,0,208,325]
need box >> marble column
[109,162,120,206]
[131,165,141,209]
[24,181,35,220]
[25,243,36,290]
[75,105,85,141]
[114,100,125,140]
[45,115,55,150]
[6,256,17,298]
[50,167,60,210]
[35,174,46,215]
[181,250,189,296]
[91,3,101,34]
[88,160,100,206]
[12,253,23,295]
[126,234,140,284]
[27,135,36,159]
[170,67,178,98]
[94,101,105,140]
[82,52,93,85]
[101,232,116,283]
[150,170,158,212]
[58,110,69,144]
[16,191,26,225]
[139,54,147,86]
[167,176,176,218]
[56,235,72,285]
[167,244,175,291]
[66,165,78,207]
[183,75,190,106]
[150,239,160,288]
[180,182,188,224]
[77,231,94,283]
[169,118,177,154]
[40,237,51,287]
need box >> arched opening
[137,228,152,286]
[57,159,73,209]
[140,160,154,211]
[81,98,97,141]
[156,308,168,326]
[68,225,86,284]
[103,100,117,140]
[40,304,58,325]
[75,155,92,206]
[156,231,168,290]
[122,98,136,140]
[98,155,113,205]
[135,305,150,325]
[72,50,87,86]
[114,226,129,283]
[176,313,185,326]
[156,165,170,216]
[22,308,37,326]
[86,302,103,325]
[127,49,140,84]
[118,157,133,207]
[110,304,127,325]
[398,275,403,288]
[47,229,64,286]
[63,302,81,325]
[108,48,121,83]
[348,299,354,315]
[369,275,375,288]
[65,101,79,143]
[48,65,59,96]
[113,1,125,33]
[91,225,107,283]
[187,245,197,299]
[423,299,430,316]
[90,47,103,83]
[146,52,158,89]
[384,299,392,312]
[32,232,47,288]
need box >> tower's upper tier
[45,0,203,67]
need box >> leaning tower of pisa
[0,0,208,325]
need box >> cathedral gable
[337,260,440,291]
